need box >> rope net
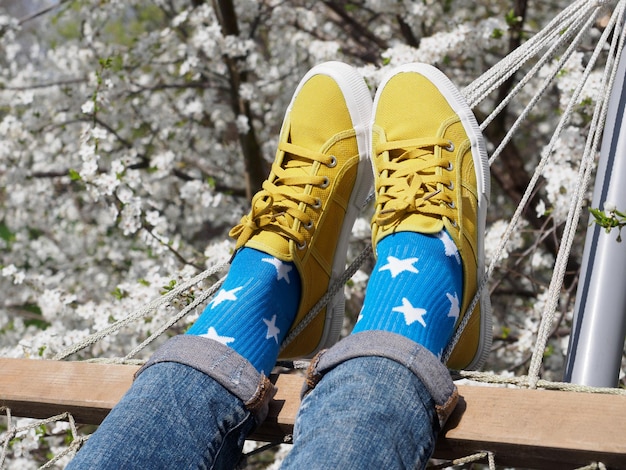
[2,0,626,468]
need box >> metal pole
[564,43,626,387]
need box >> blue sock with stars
[187,247,300,375]
[351,230,463,360]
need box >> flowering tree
[1,0,622,467]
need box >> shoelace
[375,137,456,227]
[230,140,335,250]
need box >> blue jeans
[67,332,458,469]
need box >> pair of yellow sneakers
[229,61,492,371]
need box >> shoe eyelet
[297,241,307,250]
[304,220,313,230]
[312,198,322,209]
[448,201,455,209]
[450,219,458,228]
[446,162,454,171]
[327,155,337,168]
[447,181,454,190]
[444,141,455,152]
[320,176,330,189]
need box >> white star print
[437,231,461,264]
[379,256,419,278]
[210,286,243,309]
[263,314,280,344]
[262,257,292,284]
[446,292,460,322]
[392,297,427,327]
[200,326,235,345]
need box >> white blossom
[81,100,95,114]
[120,199,143,235]
[94,172,120,196]
[235,114,250,135]
[308,40,340,62]
[543,126,588,223]
[535,199,547,218]
[351,216,371,239]
[484,219,525,264]
[152,151,176,172]
[239,83,255,101]
[604,200,617,213]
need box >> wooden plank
[436,385,626,469]
[250,373,302,442]
[1,358,626,468]
[0,358,299,440]
[0,358,137,424]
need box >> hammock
[2,0,626,468]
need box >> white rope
[464,0,599,108]
[458,370,626,394]
[428,451,496,470]
[279,243,373,352]
[39,413,86,469]
[445,0,622,366]
[0,408,90,469]
[119,275,226,362]
[484,10,600,164]
[53,260,230,360]
[442,2,605,364]
[528,1,626,387]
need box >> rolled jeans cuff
[303,331,458,427]
[135,335,276,425]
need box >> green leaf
[69,168,82,181]
[0,221,15,244]
[543,344,554,358]
[589,207,625,242]
[99,57,113,69]
[501,326,511,339]
[111,287,127,300]
[505,9,522,27]
[160,279,177,294]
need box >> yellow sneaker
[370,63,492,370]
[229,62,373,360]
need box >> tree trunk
[212,0,266,200]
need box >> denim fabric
[283,356,440,469]
[303,331,458,427]
[282,331,457,470]
[67,361,256,470]
[136,335,276,423]
[67,332,457,470]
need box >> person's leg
[282,332,456,469]
[68,342,263,470]
[67,61,373,469]
[283,63,491,469]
